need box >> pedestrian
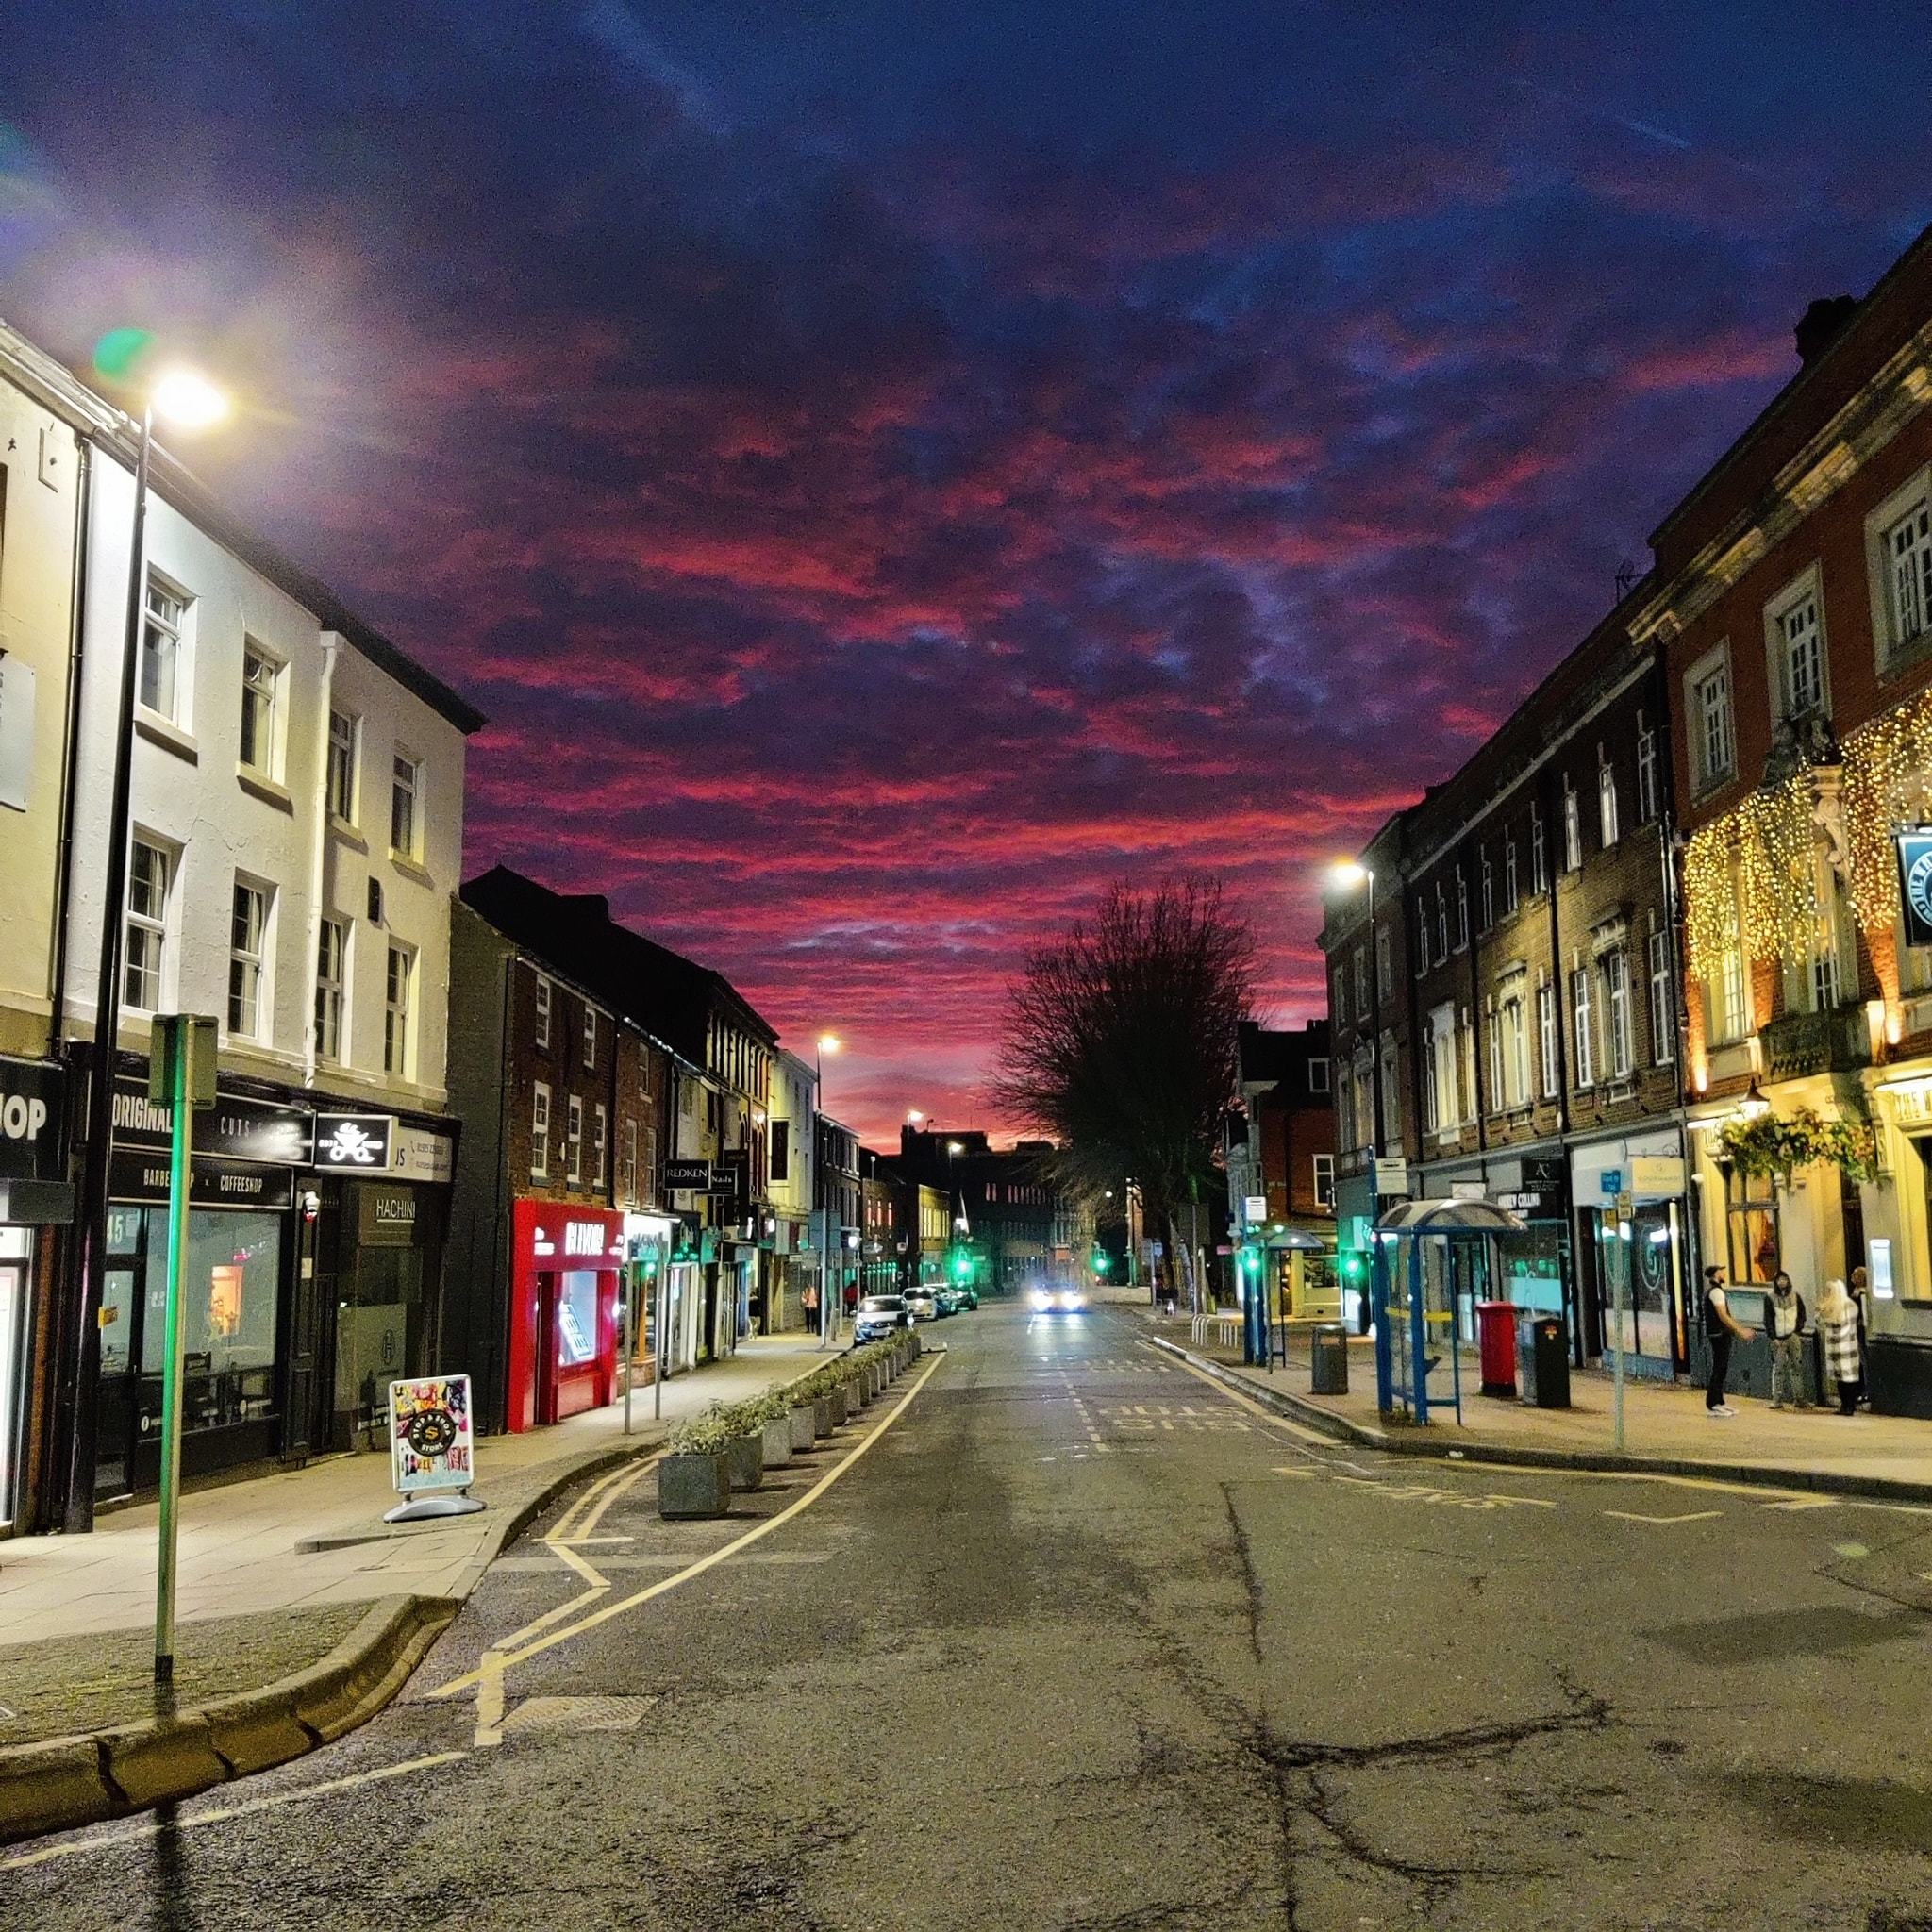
[1764,1270,1811,1410]
[1816,1278,1863,1418]
[1849,1264,1872,1407]
[1703,1264,1751,1418]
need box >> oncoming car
[1029,1286,1088,1316]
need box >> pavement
[1141,1309,1932,1499]
[7,1300,1932,1929]
[0,1330,840,1834]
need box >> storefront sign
[358,1186,423,1244]
[0,1055,64,1182]
[391,1126,455,1184]
[109,1150,295,1209]
[389,1374,475,1494]
[664,1158,711,1191]
[1628,1157,1686,1197]
[113,1079,311,1165]
[1898,829,1932,948]
[314,1113,396,1171]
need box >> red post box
[1476,1300,1520,1399]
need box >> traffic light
[953,1249,973,1282]
[1091,1248,1109,1276]
[1341,1250,1366,1283]
[1239,1244,1263,1282]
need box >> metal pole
[64,401,153,1533]
[153,1020,190,1686]
[1611,1212,1628,1455]
[624,1249,638,1437]
[654,1247,667,1422]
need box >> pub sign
[1897,828,1932,949]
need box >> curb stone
[1144,1333,1932,1505]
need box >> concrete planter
[761,1416,793,1467]
[727,1431,764,1492]
[658,1451,731,1519]
[790,1406,817,1453]
[813,1394,835,1438]
[828,1385,849,1427]
[847,1373,868,1409]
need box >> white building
[3,324,483,1525]
[768,1047,819,1329]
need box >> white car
[1029,1286,1088,1315]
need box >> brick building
[1227,1021,1337,1315]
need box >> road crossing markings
[1602,1509,1724,1525]
[431,1351,945,1702]
[0,1751,473,1873]
[1140,1341,1337,1449]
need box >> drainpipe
[302,634,341,1090]
[46,437,93,1050]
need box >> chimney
[1794,294,1857,367]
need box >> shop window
[557,1270,599,1366]
[139,1209,281,1412]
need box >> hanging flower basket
[1716,1106,1878,1187]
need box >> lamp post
[815,1034,841,1346]
[1328,858,1382,1338]
[64,366,229,1534]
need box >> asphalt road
[9,1303,1932,1931]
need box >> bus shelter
[1245,1226,1328,1367]
[1373,1198,1526,1424]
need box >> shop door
[281,1209,321,1465]
[95,1208,147,1499]
[0,1246,25,1524]
[699,1264,718,1364]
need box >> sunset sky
[5,4,1928,1143]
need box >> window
[1435,885,1449,965]
[1715,941,1749,1044]
[1486,1004,1503,1116]
[1503,991,1528,1108]
[1353,947,1368,1015]
[315,918,347,1062]
[1337,1072,1356,1153]
[1636,715,1659,824]
[772,1119,791,1182]
[1603,948,1633,1079]
[227,880,271,1041]
[534,974,552,1049]
[1770,578,1826,719]
[1538,979,1559,1099]
[1563,778,1582,872]
[1480,852,1494,929]
[1530,810,1547,895]
[384,942,414,1076]
[1312,1154,1335,1210]
[566,1096,584,1184]
[621,1119,639,1201]
[1598,750,1619,848]
[1379,1041,1401,1149]
[532,1082,551,1179]
[1422,1021,1440,1133]
[1504,838,1518,914]
[1690,648,1735,791]
[326,711,358,822]
[239,647,279,775]
[1332,967,1348,1026]
[390,754,422,860]
[1308,1057,1329,1093]
[1414,895,1429,977]
[139,575,189,723]
[1648,929,1674,1066]
[1883,493,1932,659]
[124,837,172,1012]
[1456,869,1469,951]
[592,1103,608,1191]
[1571,968,1594,1088]
[584,1007,598,1070]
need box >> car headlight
[1031,1291,1050,1311]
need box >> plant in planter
[743,1390,794,1467]
[660,1408,735,1518]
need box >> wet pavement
[8,1304,1932,1930]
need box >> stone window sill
[237,766,294,812]
[134,708,197,764]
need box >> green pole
[154,1021,191,1687]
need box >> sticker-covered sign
[389,1374,475,1495]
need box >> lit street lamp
[64,360,229,1533]
[815,1033,841,1346]
[1327,857,1382,1338]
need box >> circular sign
[1908,849,1932,931]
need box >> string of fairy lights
[1682,681,1932,983]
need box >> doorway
[0,1229,28,1525]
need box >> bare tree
[991,877,1255,1309]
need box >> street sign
[1374,1157,1409,1195]
[1598,1168,1624,1202]
[1242,1194,1267,1225]
[1615,1191,1635,1221]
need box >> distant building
[1226,1020,1336,1315]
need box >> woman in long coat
[1816,1279,1863,1418]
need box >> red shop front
[507,1200,624,1431]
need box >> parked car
[854,1295,910,1342]
[1029,1286,1088,1316]
[903,1286,940,1322]
[951,1282,979,1310]
[934,1285,963,1316]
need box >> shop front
[1570,1129,1691,1378]
[1857,1074,1932,1416]
[0,1055,71,1530]
[506,1199,624,1431]
[310,1114,456,1454]
[620,1210,676,1391]
[96,1079,313,1498]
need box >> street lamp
[813,1034,842,1345]
[64,362,229,1532]
[1327,857,1382,1336]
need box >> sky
[3,4,1929,1144]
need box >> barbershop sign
[0,1056,64,1182]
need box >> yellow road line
[430,1354,942,1699]
[545,1457,641,1543]
[474,1648,506,1748]
[0,1752,471,1872]
[1603,1508,1724,1525]
[567,1456,658,1544]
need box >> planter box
[790,1406,817,1453]
[727,1432,764,1492]
[828,1385,849,1427]
[847,1374,867,1409]
[813,1394,834,1438]
[761,1416,793,1467]
[658,1451,731,1519]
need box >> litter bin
[1310,1323,1349,1395]
[1518,1313,1571,1409]
[1475,1300,1520,1398]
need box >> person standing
[1764,1270,1811,1410]
[1849,1264,1872,1407]
[1704,1264,1751,1417]
[1816,1279,1863,1418]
